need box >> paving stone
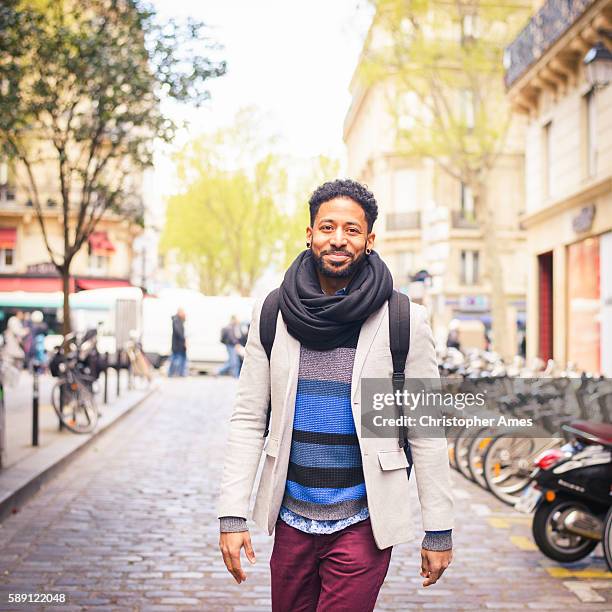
[0,377,608,611]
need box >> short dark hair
[308,179,378,232]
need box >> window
[88,246,109,275]
[0,248,14,270]
[543,121,553,198]
[392,169,418,213]
[461,14,479,42]
[585,89,597,177]
[461,250,479,285]
[460,182,474,218]
[0,160,15,201]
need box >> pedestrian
[446,320,461,352]
[218,179,453,611]
[218,315,241,378]
[3,310,28,368]
[29,310,48,370]
[168,308,187,377]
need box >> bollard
[32,362,39,446]
[104,351,109,404]
[116,349,121,398]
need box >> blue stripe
[296,379,351,396]
[289,441,362,468]
[285,481,366,505]
[293,394,356,433]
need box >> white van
[141,289,255,373]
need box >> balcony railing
[451,210,478,229]
[504,0,596,88]
[385,211,421,231]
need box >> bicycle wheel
[52,380,98,434]
[455,427,476,482]
[603,506,612,572]
[467,432,494,490]
[482,435,536,505]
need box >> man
[168,308,187,377]
[218,179,453,611]
[218,315,241,378]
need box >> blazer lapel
[279,327,300,445]
[351,303,387,402]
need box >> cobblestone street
[0,377,610,611]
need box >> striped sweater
[281,331,366,520]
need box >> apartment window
[392,168,418,213]
[461,14,478,41]
[0,248,14,270]
[88,248,109,276]
[461,250,479,285]
[543,121,553,198]
[460,182,474,218]
[585,89,597,177]
[0,160,15,202]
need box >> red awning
[0,227,17,250]
[88,231,116,255]
[75,278,132,291]
[0,276,75,292]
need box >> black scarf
[278,249,394,351]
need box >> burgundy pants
[270,518,392,612]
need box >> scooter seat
[565,420,612,446]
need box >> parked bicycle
[49,331,102,434]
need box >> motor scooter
[516,420,612,563]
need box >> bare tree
[0,0,226,333]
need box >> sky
[150,0,373,197]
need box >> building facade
[505,0,612,374]
[344,14,528,354]
[0,158,142,294]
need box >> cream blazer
[217,299,454,549]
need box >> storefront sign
[572,205,595,234]
[26,262,58,275]
[459,295,489,311]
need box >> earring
[306,242,311,248]
[366,248,372,255]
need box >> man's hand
[219,531,256,584]
[420,548,452,587]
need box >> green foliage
[0,0,226,268]
[363,0,531,180]
[161,116,340,296]
[0,0,225,332]
[362,0,532,357]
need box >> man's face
[306,197,375,279]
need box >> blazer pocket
[264,436,279,458]
[378,448,409,471]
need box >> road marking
[562,580,611,603]
[488,517,510,528]
[546,567,612,579]
[509,535,538,551]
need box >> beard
[312,248,366,279]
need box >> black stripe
[292,429,359,446]
[287,463,365,489]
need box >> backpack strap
[388,290,413,478]
[260,288,280,437]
